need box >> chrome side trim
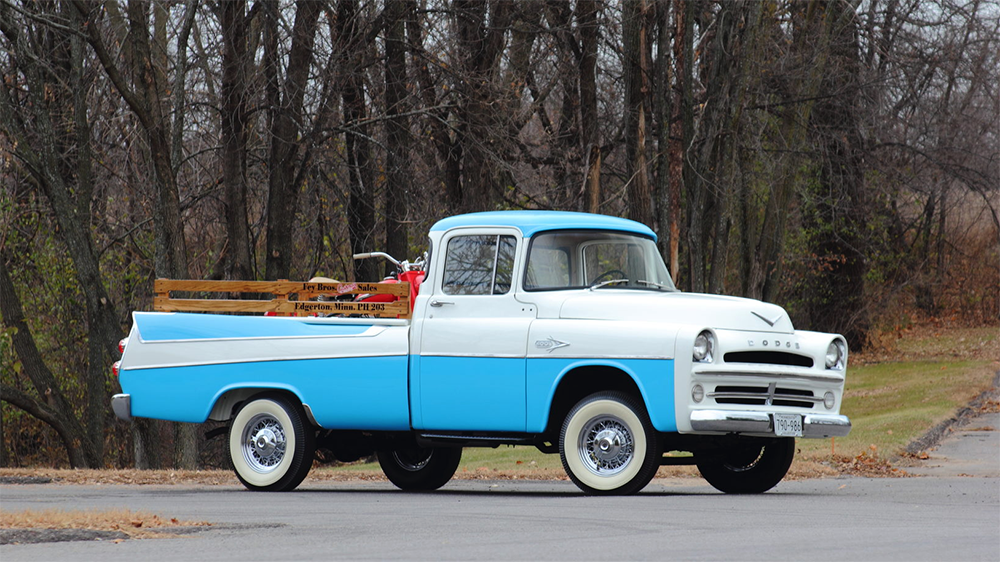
[689,410,851,438]
[111,394,132,421]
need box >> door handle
[429,300,454,307]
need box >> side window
[442,235,517,295]
[493,236,516,294]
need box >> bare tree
[263,0,322,281]
[219,0,254,282]
[0,1,122,467]
[623,0,653,226]
[384,0,413,270]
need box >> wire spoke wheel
[240,414,288,473]
[579,416,635,476]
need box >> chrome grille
[710,383,817,409]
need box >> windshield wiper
[589,278,629,290]
[636,279,673,291]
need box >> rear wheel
[228,395,315,492]
[696,437,795,494]
[377,446,462,491]
[559,391,662,495]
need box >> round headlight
[693,331,714,363]
[825,340,845,369]
[823,391,835,409]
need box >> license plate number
[774,414,803,437]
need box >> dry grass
[0,508,209,540]
[0,468,239,486]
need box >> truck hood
[558,291,794,333]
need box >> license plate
[774,413,803,437]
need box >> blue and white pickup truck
[112,211,850,494]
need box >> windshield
[523,230,677,292]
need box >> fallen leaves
[976,399,1000,414]
[0,508,210,541]
[833,445,911,478]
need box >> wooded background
[1,0,997,469]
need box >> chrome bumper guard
[690,410,851,438]
[111,394,132,421]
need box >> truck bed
[118,312,411,429]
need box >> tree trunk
[454,0,513,212]
[683,1,762,294]
[0,400,10,468]
[624,0,653,226]
[407,4,462,208]
[653,0,672,262]
[384,0,412,272]
[578,0,602,214]
[337,0,378,283]
[669,0,692,287]
[220,0,254,282]
[263,0,322,281]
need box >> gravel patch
[0,476,53,485]
[0,528,128,545]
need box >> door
[413,230,533,431]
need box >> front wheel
[559,391,662,495]
[696,437,795,494]
[377,446,462,491]
[228,394,315,491]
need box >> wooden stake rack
[153,279,411,319]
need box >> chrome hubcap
[579,416,633,476]
[242,414,287,473]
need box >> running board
[416,432,538,448]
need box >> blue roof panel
[429,211,656,240]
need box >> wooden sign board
[152,279,411,319]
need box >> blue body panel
[119,356,410,429]
[412,356,526,431]
[136,312,371,341]
[408,355,677,433]
[526,358,676,433]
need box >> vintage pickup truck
[112,211,850,494]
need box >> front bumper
[690,410,851,438]
[111,394,132,421]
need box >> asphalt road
[1,472,997,561]
[2,413,998,561]
[907,411,1000,478]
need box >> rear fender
[208,386,309,423]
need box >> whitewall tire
[228,394,315,492]
[559,391,661,495]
